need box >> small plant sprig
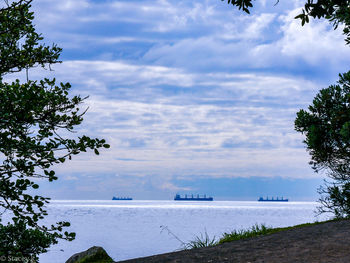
[184,230,218,249]
[160,225,186,249]
[160,225,218,250]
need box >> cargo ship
[112,196,133,200]
[258,196,288,202]
[174,194,213,201]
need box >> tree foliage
[295,72,350,179]
[223,0,254,14]
[295,72,350,217]
[0,0,61,76]
[0,220,56,262]
[0,0,109,260]
[222,0,350,45]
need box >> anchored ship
[174,194,213,201]
[258,196,288,202]
[112,196,133,200]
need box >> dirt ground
[117,220,350,263]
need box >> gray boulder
[65,246,114,263]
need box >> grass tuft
[219,224,274,244]
[184,231,218,249]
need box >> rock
[65,246,114,263]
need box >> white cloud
[241,13,277,40]
[159,182,192,192]
[64,175,79,181]
[31,0,350,77]
[277,9,348,65]
[13,59,318,182]
[140,5,349,76]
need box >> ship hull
[174,197,213,201]
[112,197,132,200]
[174,194,213,201]
[258,197,288,202]
[258,199,288,202]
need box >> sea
[35,200,329,263]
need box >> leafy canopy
[0,0,109,260]
[295,72,350,217]
[0,0,61,76]
[295,72,350,178]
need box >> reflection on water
[39,200,328,262]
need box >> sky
[10,0,350,200]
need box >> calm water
[37,200,328,262]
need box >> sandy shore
[117,219,350,263]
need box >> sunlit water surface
[36,200,328,262]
